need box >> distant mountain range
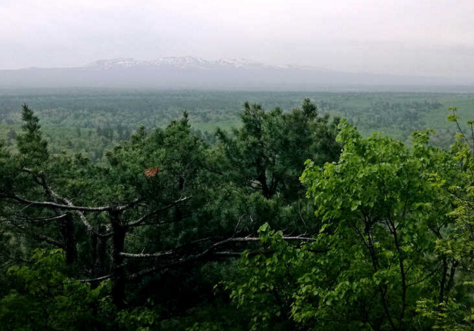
[0,56,472,90]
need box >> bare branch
[119,250,174,259]
[121,235,316,259]
[229,236,317,242]
[124,234,317,281]
[116,198,145,212]
[12,170,136,237]
[78,274,113,283]
[127,196,192,227]
[213,250,273,257]
[1,193,112,212]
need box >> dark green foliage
[216,99,339,199]
[1,98,474,331]
[1,90,473,161]
[0,99,341,330]
[16,104,49,164]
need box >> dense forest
[1,96,474,331]
[1,90,473,163]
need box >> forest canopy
[0,100,473,331]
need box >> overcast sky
[1,0,473,78]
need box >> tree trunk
[110,210,127,308]
[257,170,271,198]
[174,176,185,223]
[92,225,108,285]
[60,213,77,264]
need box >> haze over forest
[3,56,473,90]
[2,1,474,331]
[1,0,474,88]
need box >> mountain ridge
[83,56,331,71]
[1,56,472,90]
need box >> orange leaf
[144,167,159,178]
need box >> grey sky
[1,0,473,78]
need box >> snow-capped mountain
[85,58,144,68]
[0,56,469,90]
[86,56,278,70]
[150,56,209,69]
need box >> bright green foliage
[416,298,474,331]
[0,249,111,331]
[297,121,459,330]
[220,224,317,331]
[415,111,474,331]
[224,120,470,330]
[116,305,161,331]
[0,249,168,331]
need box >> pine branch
[127,196,191,227]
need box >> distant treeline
[1,90,473,160]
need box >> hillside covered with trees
[1,90,473,162]
[0,99,474,331]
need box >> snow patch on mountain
[149,56,210,69]
[86,58,145,69]
[85,56,323,71]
